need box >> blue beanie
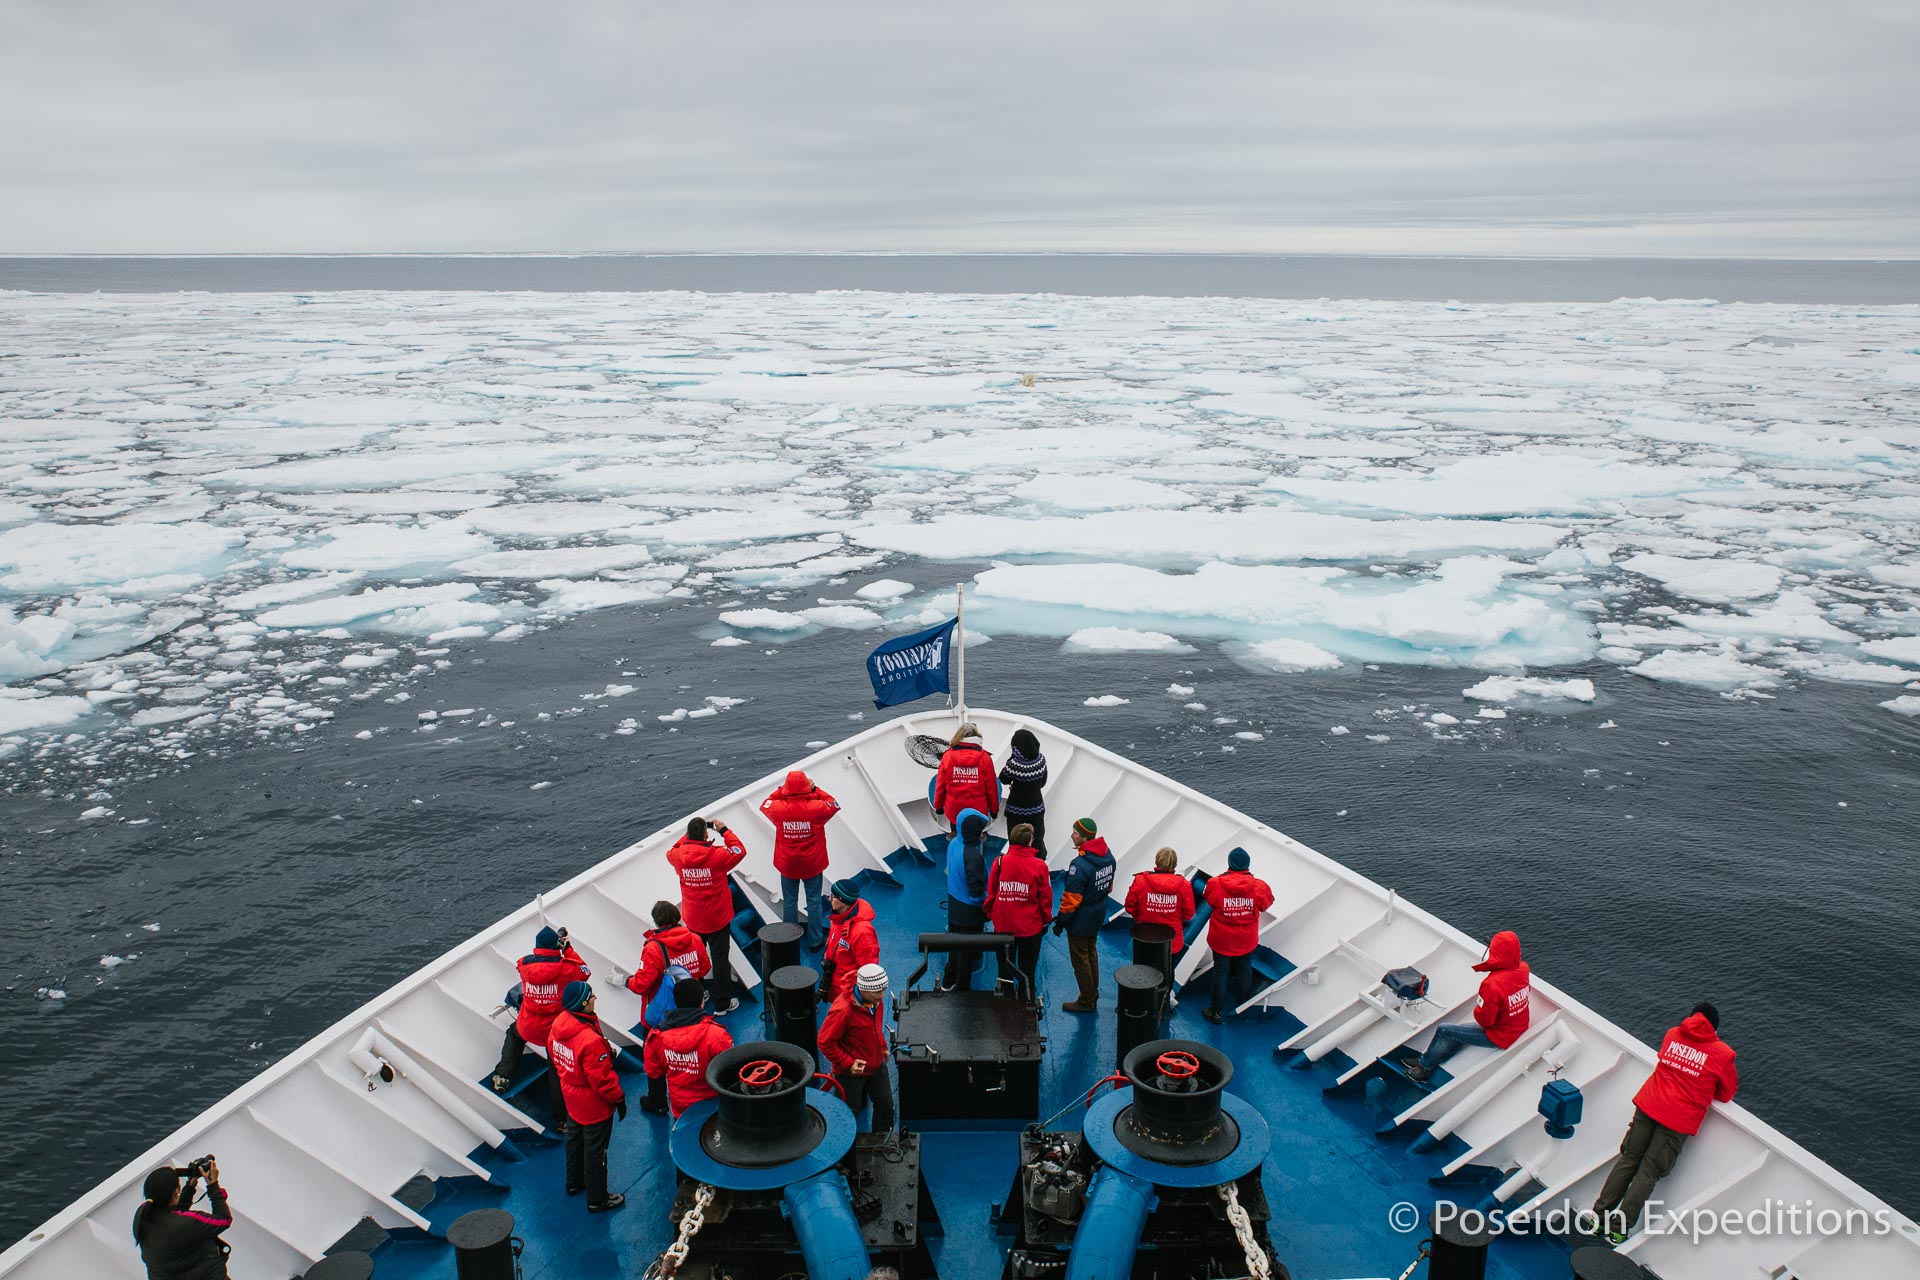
[830,879,862,903]
[1227,847,1251,871]
[535,925,561,950]
[561,980,592,1011]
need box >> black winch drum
[1114,1038,1240,1166]
[701,1040,826,1167]
[1130,921,1175,989]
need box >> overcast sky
[3,1,1916,256]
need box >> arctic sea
[1,256,1918,1242]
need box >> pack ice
[4,289,1920,774]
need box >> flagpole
[955,581,967,720]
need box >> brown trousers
[1593,1107,1689,1232]
[1068,934,1099,1006]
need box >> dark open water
[2,257,1918,1246]
[4,253,1920,303]
[4,571,1918,1245]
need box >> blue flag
[866,618,959,709]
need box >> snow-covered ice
[5,288,1920,766]
[1462,676,1598,703]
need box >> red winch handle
[811,1072,847,1100]
[739,1059,784,1089]
[1155,1050,1201,1080]
[1082,1072,1128,1104]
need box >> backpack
[643,940,693,1027]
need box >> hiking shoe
[1404,1062,1433,1084]
[566,1185,582,1197]
[1060,1000,1096,1013]
[1202,1007,1224,1025]
[491,1074,511,1094]
[717,998,740,1015]
[588,1194,627,1214]
[1605,1230,1627,1247]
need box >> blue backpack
[643,940,694,1027]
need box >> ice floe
[1462,676,1598,703]
[5,289,1920,771]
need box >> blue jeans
[782,874,826,949]
[1209,952,1252,1014]
[1419,1022,1495,1070]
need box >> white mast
[955,580,967,720]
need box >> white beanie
[856,963,888,993]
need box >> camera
[184,1155,215,1178]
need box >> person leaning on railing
[133,1157,232,1280]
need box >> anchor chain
[646,1181,716,1280]
[1217,1181,1272,1280]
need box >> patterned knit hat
[1073,817,1098,838]
[856,963,888,994]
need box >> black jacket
[134,1185,232,1280]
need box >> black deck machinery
[655,1041,938,1280]
[996,1039,1286,1280]
[894,931,1047,1122]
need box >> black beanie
[674,977,707,1009]
[1691,1001,1720,1029]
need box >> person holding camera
[493,924,589,1121]
[133,1157,232,1280]
[666,816,748,1015]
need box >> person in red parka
[625,902,712,1029]
[761,770,841,950]
[984,824,1052,989]
[494,924,589,1122]
[818,880,880,1004]
[1126,846,1197,955]
[1592,1003,1739,1242]
[819,963,895,1132]
[934,722,1000,828]
[1407,929,1531,1082]
[547,982,627,1213]
[641,978,735,1118]
[667,816,748,1014]
[1201,847,1275,1024]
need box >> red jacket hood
[782,769,814,796]
[1676,1011,1721,1043]
[1474,930,1523,972]
[1003,843,1044,862]
[1077,836,1112,859]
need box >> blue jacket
[1061,839,1116,937]
[946,808,990,908]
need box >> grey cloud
[2,0,1916,254]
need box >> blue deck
[370,846,1578,1280]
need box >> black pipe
[704,1041,823,1167]
[1114,964,1165,1072]
[1130,922,1175,993]
[767,964,820,1065]
[1428,1205,1497,1280]
[446,1208,518,1280]
[1568,1245,1649,1280]
[759,921,805,977]
[916,931,1017,953]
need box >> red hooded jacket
[643,1011,734,1117]
[667,828,748,934]
[515,945,590,1043]
[1471,931,1531,1049]
[1203,870,1274,958]
[548,1009,624,1124]
[1126,871,1197,954]
[984,844,1053,937]
[627,925,712,1020]
[1634,1013,1739,1135]
[935,741,1000,824]
[761,771,841,880]
[819,992,890,1077]
[823,899,880,1000]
